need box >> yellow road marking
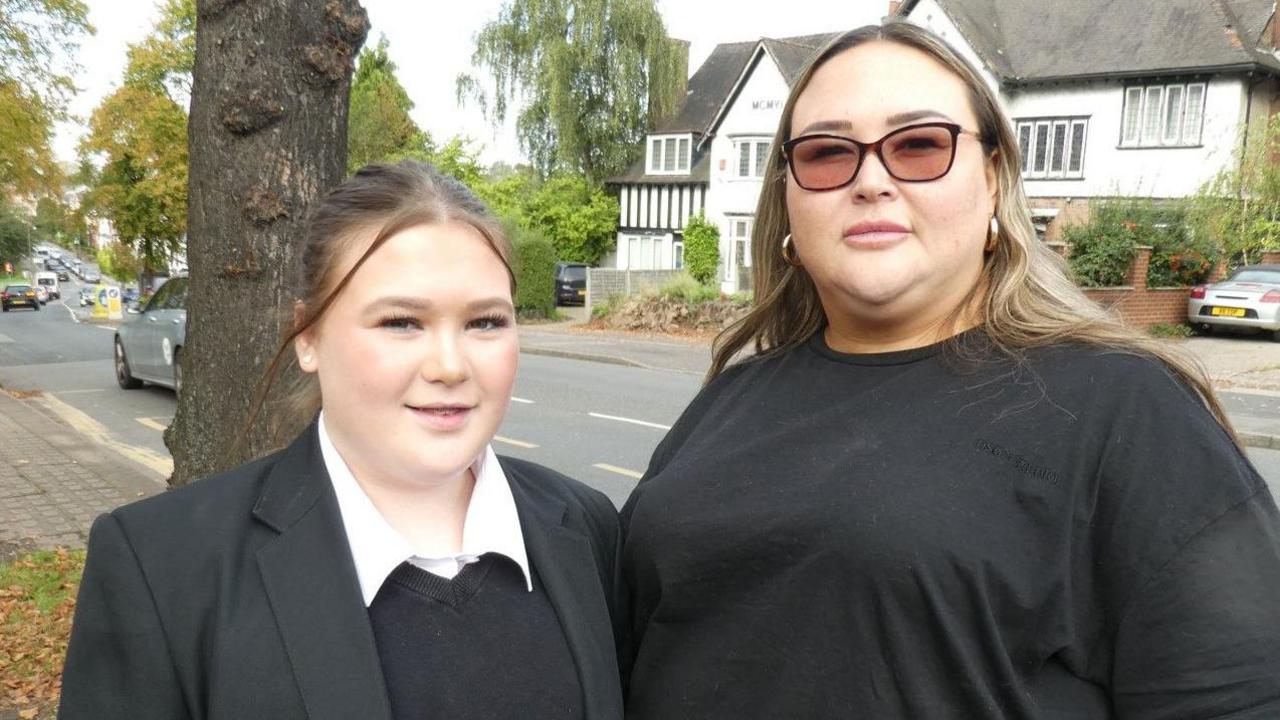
[494,435,538,449]
[40,394,171,479]
[136,417,169,432]
[593,463,643,480]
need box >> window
[1120,82,1206,147]
[646,134,693,174]
[627,235,659,269]
[1016,117,1089,179]
[673,241,684,269]
[733,138,771,179]
[721,217,753,280]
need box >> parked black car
[554,262,588,306]
[2,285,41,311]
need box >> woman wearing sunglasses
[619,22,1280,719]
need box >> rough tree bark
[167,0,369,486]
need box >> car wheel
[115,337,142,389]
[172,347,183,397]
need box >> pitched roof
[761,34,839,84]
[655,40,758,134]
[611,33,837,185]
[900,0,1280,83]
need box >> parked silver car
[1188,264,1280,339]
[115,276,188,393]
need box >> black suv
[554,262,588,306]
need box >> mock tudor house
[606,34,835,293]
[606,0,1280,293]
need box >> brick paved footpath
[0,391,164,559]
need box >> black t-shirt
[620,330,1280,719]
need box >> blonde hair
[709,21,1233,435]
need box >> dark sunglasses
[781,122,984,191]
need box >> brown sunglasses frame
[781,121,983,191]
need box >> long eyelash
[475,313,511,328]
[380,313,419,327]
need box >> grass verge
[0,548,85,717]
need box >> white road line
[510,396,534,404]
[0,331,11,343]
[136,417,169,432]
[587,412,672,431]
[493,435,538,449]
[593,463,644,480]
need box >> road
[1,290,1278,507]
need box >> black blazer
[59,424,624,719]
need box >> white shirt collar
[317,412,532,606]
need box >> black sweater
[369,555,584,720]
[621,330,1280,719]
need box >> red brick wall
[1077,246,1190,328]
[1083,287,1190,327]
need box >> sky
[53,0,890,167]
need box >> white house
[607,34,835,293]
[608,0,1280,292]
[900,0,1280,238]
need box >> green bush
[1065,201,1139,287]
[1067,198,1218,287]
[683,212,720,285]
[510,226,557,319]
[656,272,719,303]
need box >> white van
[34,271,59,300]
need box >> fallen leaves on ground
[0,547,85,717]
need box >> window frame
[1015,116,1089,180]
[731,136,772,180]
[646,133,694,175]
[1120,81,1207,148]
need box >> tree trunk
[167,0,368,486]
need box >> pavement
[7,311,1280,556]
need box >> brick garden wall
[1056,244,1193,328]
[586,269,685,309]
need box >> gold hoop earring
[985,216,1000,253]
[781,233,801,266]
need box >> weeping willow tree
[457,0,686,184]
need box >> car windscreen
[6,286,31,292]
[1229,270,1280,284]
[563,266,587,281]
[37,277,55,286]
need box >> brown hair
[238,160,515,453]
[709,21,1233,436]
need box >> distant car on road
[121,287,140,305]
[33,285,48,304]
[554,262,588,306]
[34,271,59,300]
[1189,264,1280,340]
[2,285,41,312]
[56,268,69,281]
[115,276,188,394]
[83,271,101,284]
[79,287,95,306]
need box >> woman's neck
[357,467,476,558]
